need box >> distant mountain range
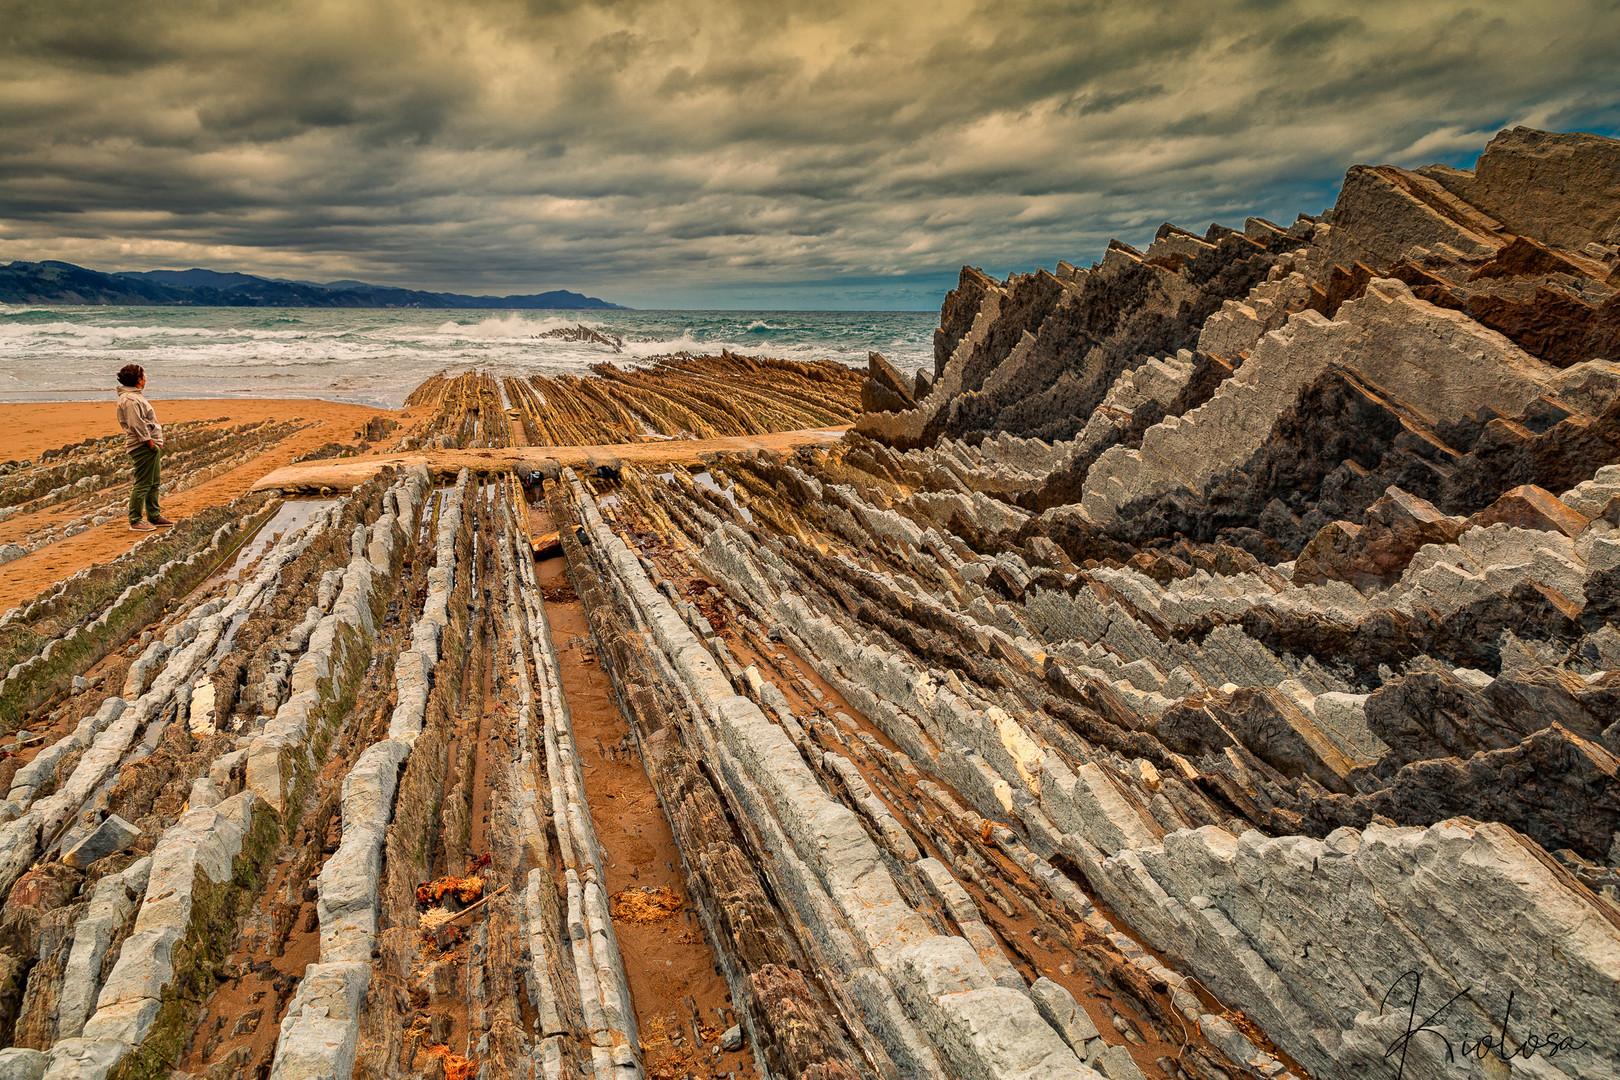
[0,260,628,309]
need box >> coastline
[0,306,937,408]
[0,128,1616,1080]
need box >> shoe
[129,521,157,532]
[148,515,175,526]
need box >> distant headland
[0,259,628,309]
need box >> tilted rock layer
[1,126,1618,1080]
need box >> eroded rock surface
[550,126,1620,1080]
[2,126,1618,1080]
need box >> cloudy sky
[2,0,1617,309]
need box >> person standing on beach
[116,364,173,532]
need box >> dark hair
[117,364,144,387]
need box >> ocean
[0,306,939,408]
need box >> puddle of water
[223,500,334,582]
[183,499,336,610]
[204,499,334,660]
[691,471,752,524]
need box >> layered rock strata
[1,125,1618,1080]
[0,419,311,567]
[404,356,863,451]
[542,127,1619,1080]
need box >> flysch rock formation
[0,124,1617,1080]
[403,355,864,451]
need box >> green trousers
[128,445,162,523]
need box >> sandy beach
[4,398,409,463]
[0,397,424,612]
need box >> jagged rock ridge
[1,126,1618,1080]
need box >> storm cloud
[1,0,1617,307]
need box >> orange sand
[0,397,845,615]
[0,399,429,613]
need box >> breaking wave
[0,306,935,408]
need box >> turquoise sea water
[0,306,938,408]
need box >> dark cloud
[1261,15,1364,56]
[0,0,1616,308]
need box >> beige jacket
[116,385,163,451]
